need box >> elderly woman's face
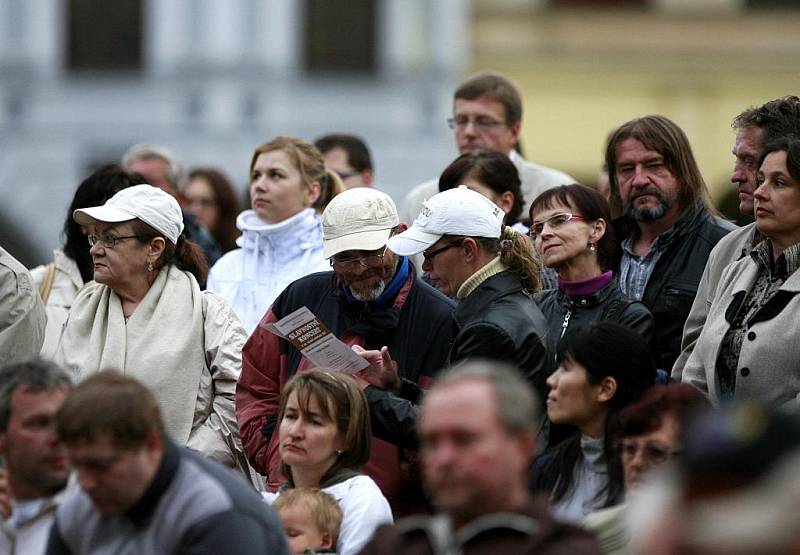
[754,150,800,250]
[621,412,681,491]
[250,150,313,224]
[279,390,342,478]
[88,221,150,289]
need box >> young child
[274,488,343,554]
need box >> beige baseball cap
[322,188,400,259]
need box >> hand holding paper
[353,345,401,393]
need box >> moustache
[631,187,665,201]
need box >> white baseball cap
[73,184,184,244]
[322,188,400,258]
[387,186,504,256]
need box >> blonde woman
[207,137,344,333]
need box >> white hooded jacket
[207,208,328,334]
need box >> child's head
[274,488,343,554]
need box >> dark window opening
[303,0,377,75]
[67,0,143,72]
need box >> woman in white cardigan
[682,137,800,409]
[207,137,344,334]
[56,185,250,477]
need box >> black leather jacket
[366,269,549,450]
[535,279,655,373]
[614,203,735,370]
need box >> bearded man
[236,188,455,516]
[605,115,735,371]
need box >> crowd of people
[1,71,800,554]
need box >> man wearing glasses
[402,71,572,226]
[237,187,455,517]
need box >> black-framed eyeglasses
[422,241,462,264]
[528,213,588,239]
[330,246,389,271]
[618,440,682,465]
[447,116,508,131]
[87,234,144,248]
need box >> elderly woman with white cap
[56,185,250,475]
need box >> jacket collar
[555,278,619,309]
[125,439,180,527]
[454,270,522,326]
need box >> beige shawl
[57,265,209,445]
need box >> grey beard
[628,202,668,222]
[346,256,400,302]
[349,279,388,302]
[625,189,678,223]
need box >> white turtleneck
[206,208,330,334]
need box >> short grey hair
[430,360,539,435]
[0,359,72,430]
[121,143,182,189]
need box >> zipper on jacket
[560,308,572,339]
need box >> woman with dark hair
[583,383,708,554]
[530,184,654,365]
[56,185,250,476]
[530,321,656,523]
[183,167,241,253]
[438,148,526,228]
[682,137,800,408]
[30,165,143,357]
[265,370,392,555]
[207,136,344,334]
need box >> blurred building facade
[0,0,468,264]
[2,0,799,264]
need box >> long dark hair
[185,167,241,252]
[548,321,656,507]
[62,165,146,283]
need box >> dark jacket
[357,495,601,555]
[535,279,655,372]
[615,203,735,370]
[365,269,549,451]
[450,270,549,394]
[237,266,455,514]
[47,441,289,555]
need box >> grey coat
[681,250,800,409]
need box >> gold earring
[147,261,154,272]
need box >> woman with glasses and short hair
[583,383,708,554]
[55,185,254,481]
[207,136,345,334]
[530,184,654,446]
